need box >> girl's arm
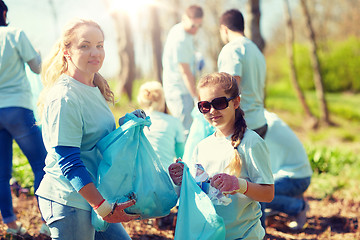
[245,182,274,202]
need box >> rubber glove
[168,159,184,186]
[210,173,248,195]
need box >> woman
[0,0,46,235]
[169,72,274,239]
[36,18,138,240]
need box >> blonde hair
[37,18,114,120]
[137,81,165,112]
[197,72,247,177]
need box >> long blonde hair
[197,72,247,177]
[37,18,114,120]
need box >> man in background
[162,5,203,138]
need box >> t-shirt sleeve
[218,47,243,77]
[45,97,83,148]
[244,140,274,184]
[16,30,39,63]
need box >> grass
[11,78,360,201]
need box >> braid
[224,108,247,177]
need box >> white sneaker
[6,221,27,235]
[288,201,310,230]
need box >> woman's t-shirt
[36,74,115,211]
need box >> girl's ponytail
[224,107,247,177]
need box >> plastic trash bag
[174,162,226,240]
[183,107,215,163]
[91,112,178,231]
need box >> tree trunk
[246,0,265,52]
[300,0,331,125]
[102,0,135,100]
[149,5,163,83]
[284,0,318,128]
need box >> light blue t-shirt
[144,111,185,171]
[264,110,313,179]
[191,129,274,240]
[0,26,39,110]
[218,36,267,130]
[36,74,116,211]
[162,23,196,97]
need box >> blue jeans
[39,197,131,240]
[0,107,46,223]
[260,176,311,228]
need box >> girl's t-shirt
[144,111,185,171]
[36,74,116,211]
[191,129,274,240]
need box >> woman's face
[65,25,105,77]
[198,84,239,137]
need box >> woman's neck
[66,69,95,87]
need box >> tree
[284,0,318,128]
[246,0,265,52]
[102,0,136,100]
[300,0,331,125]
[149,5,163,83]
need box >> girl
[36,18,138,240]
[137,81,185,173]
[169,72,274,239]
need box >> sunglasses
[191,23,202,29]
[198,96,237,114]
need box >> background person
[169,72,274,239]
[0,0,46,235]
[217,9,268,138]
[137,81,185,173]
[217,9,312,230]
[36,18,138,240]
[162,4,203,138]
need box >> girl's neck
[215,127,234,138]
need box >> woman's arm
[55,146,139,222]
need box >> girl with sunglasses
[169,72,274,239]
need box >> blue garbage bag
[174,162,226,240]
[183,107,215,163]
[91,112,178,231]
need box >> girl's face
[65,25,105,78]
[198,84,240,137]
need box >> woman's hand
[168,160,184,186]
[103,199,139,223]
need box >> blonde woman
[138,81,185,172]
[169,72,274,239]
[36,18,138,240]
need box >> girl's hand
[211,173,248,195]
[103,199,139,223]
[168,160,184,186]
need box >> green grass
[12,79,360,201]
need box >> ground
[0,191,359,240]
